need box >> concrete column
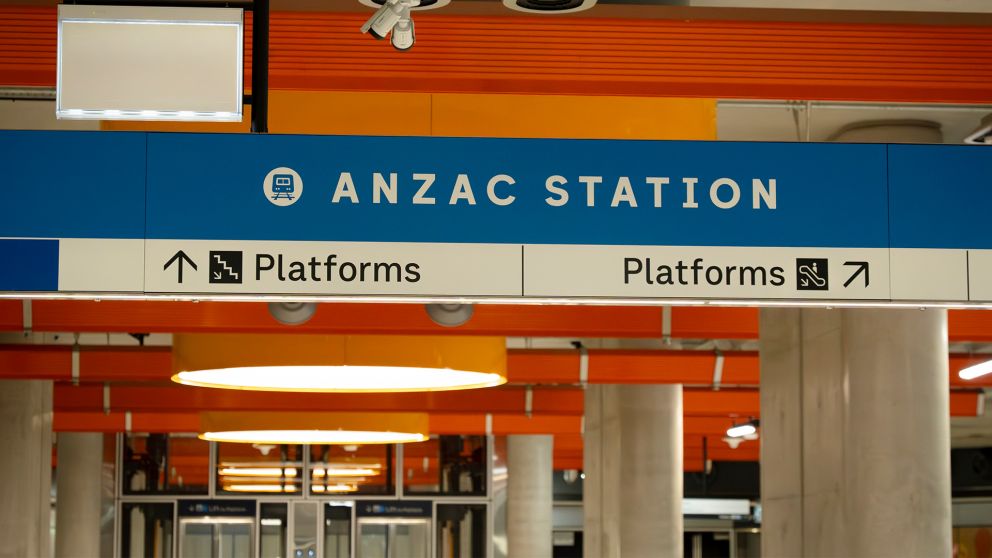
[619,384,683,556]
[760,308,951,558]
[584,384,620,558]
[585,384,683,558]
[507,434,553,558]
[0,380,53,558]
[55,433,103,558]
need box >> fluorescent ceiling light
[175,365,504,393]
[57,5,243,122]
[260,518,283,527]
[172,334,507,393]
[726,421,759,438]
[223,484,297,493]
[313,467,380,478]
[959,359,992,380]
[312,484,358,493]
[201,429,428,445]
[218,467,298,477]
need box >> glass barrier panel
[121,502,174,558]
[404,436,487,496]
[324,503,352,558]
[436,504,486,558]
[260,503,288,558]
[123,433,209,495]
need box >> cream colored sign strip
[889,248,969,302]
[145,240,523,296]
[523,244,890,300]
[58,238,145,293]
[968,250,992,302]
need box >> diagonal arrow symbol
[843,261,869,288]
[164,250,197,284]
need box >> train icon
[264,167,303,207]
[271,174,295,200]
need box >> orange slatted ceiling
[2,6,991,103]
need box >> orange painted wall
[103,91,716,140]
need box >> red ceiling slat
[0,300,22,331]
[683,389,760,417]
[950,311,992,342]
[1,6,991,103]
[671,307,759,339]
[79,346,173,382]
[722,352,761,386]
[587,350,715,384]
[507,350,580,384]
[0,345,71,381]
[950,391,982,417]
[52,411,125,432]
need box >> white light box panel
[57,5,243,122]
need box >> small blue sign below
[178,499,256,517]
[356,500,432,517]
[0,239,58,292]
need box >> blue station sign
[1,130,989,304]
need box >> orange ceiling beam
[5,301,992,343]
[50,384,759,416]
[2,6,991,103]
[4,344,990,389]
[48,383,981,418]
[53,412,763,440]
[0,345,763,385]
[2,300,672,338]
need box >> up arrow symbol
[164,250,197,284]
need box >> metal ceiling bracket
[525,385,533,418]
[578,346,589,385]
[21,300,32,336]
[712,350,725,391]
[662,305,672,344]
[71,343,81,386]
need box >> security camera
[390,16,415,51]
[361,0,420,51]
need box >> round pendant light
[172,334,506,393]
[198,412,430,446]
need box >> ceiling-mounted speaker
[503,0,596,14]
[268,302,317,325]
[425,304,474,327]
